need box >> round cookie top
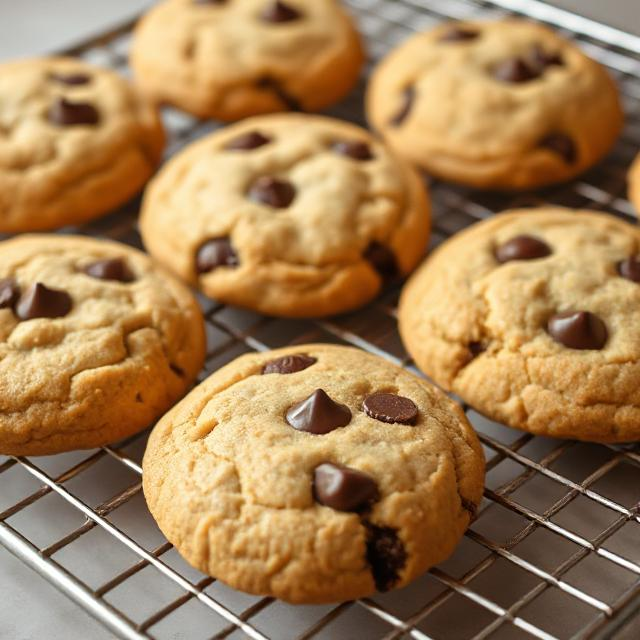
[0,235,205,455]
[0,57,165,232]
[399,208,640,442]
[130,0,365,121]
[140,114,431,317]
[366,20,623,189]
[142,344,484,603]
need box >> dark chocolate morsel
[364,242,398,280]
[261,1,301,23]
[84,258,134,282]
[547,311,608,350]
[225,131,271,151]
[0,278,20,310]
[49,72,91,85]
[48,97,99,126]
[196,238,239,273]
[529,44,563,71]
[539,134,577,164]
[363,393,418,425]
[286,389,352,434]
[390,86,415,127]
[364,522,407,592]
[248,176,296,208]
[618,257,640,283]
[256,76,302,112]
[333,140,373,161]
[461,497,478,519]
[313,463,379,512]
[439,26,480,42]
[468,341,486,359]
[495,235,552,263]
[493,58,538,83]
[262,354,317,374]
[16,283,72,320]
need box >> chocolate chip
[468,341,486,359]
[618,257,640,283]
[529,44,563,71]
[461,497,478,519]
[48,97,99,126]
[256,77,302,112]
[333,140,373,161]
[493,58,538,83]
[439,26,479,42]
[363,393,418,425]
[540,134,577,164]
[390,86,415,127]
[170,363,185,377]
[364,242,398,280]
[547,311,608,350]
[225,131,271,151]
[0,278,20,310]
[313,463,379,512]
[261,1,301,23]
[16,283,72,320]
[49,72,91,85]
[495,235,552,263]
[84,258,134,282]
[262,354,317,374]
[248,176,296,208]
[196,238,239,273]
[286,389,352,434]
[364,522,406,592]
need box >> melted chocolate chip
[618,257,640,283]
[49,72,91,85]
[468,341,486,359]
[262,354,317,374]
[256,77,302,112]
[333,140,373,161]
[390,86,415,127]
[364,242,398,280]
[495,235,552,263]
[540,134,577,164]
[225,131,271,151]
[249,176,296,208]
[261,0,301,22]
[196,238,239,273]
[439,26,480,42]
[286,389,352,434]
[461,497,478,519]
[364,522,406,592]
[529,44,563,71]
[170,363,185,377]
[493,58,538,83]
[363,393,418,425]
[16,283,72,320]
[547,311,608,350]
[48,97,99,126]
[84,258,134,282]
[313,463,379,512]
[0,278,20,310]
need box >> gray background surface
[0,1,638,639]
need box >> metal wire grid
[2,1,640,639]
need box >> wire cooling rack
[2,1,640,639]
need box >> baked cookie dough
[399,208,640,442]
[628,153,640,215]
[0,57,165,232]
[140,114,430,317]
[142,344,484,603]
[130,0,365,121]
[0,235,205,455]
[366,20,623,190]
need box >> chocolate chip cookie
[399,208,640,442]
[366,20,623,190]
[130,0,364,121]
[0,235,205,455]
[142,344,484,603]
[0,57,165,232]
[139,114,430,317]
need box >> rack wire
[2,1,640,638]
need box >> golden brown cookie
[366,20,623,190]
[0,57,165,232]
[140,114,430,317]
[130,0,365,121]
[0,235,205,455]
[629,153,640,215]
[399,208,640,442]
[142,344,484,603]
